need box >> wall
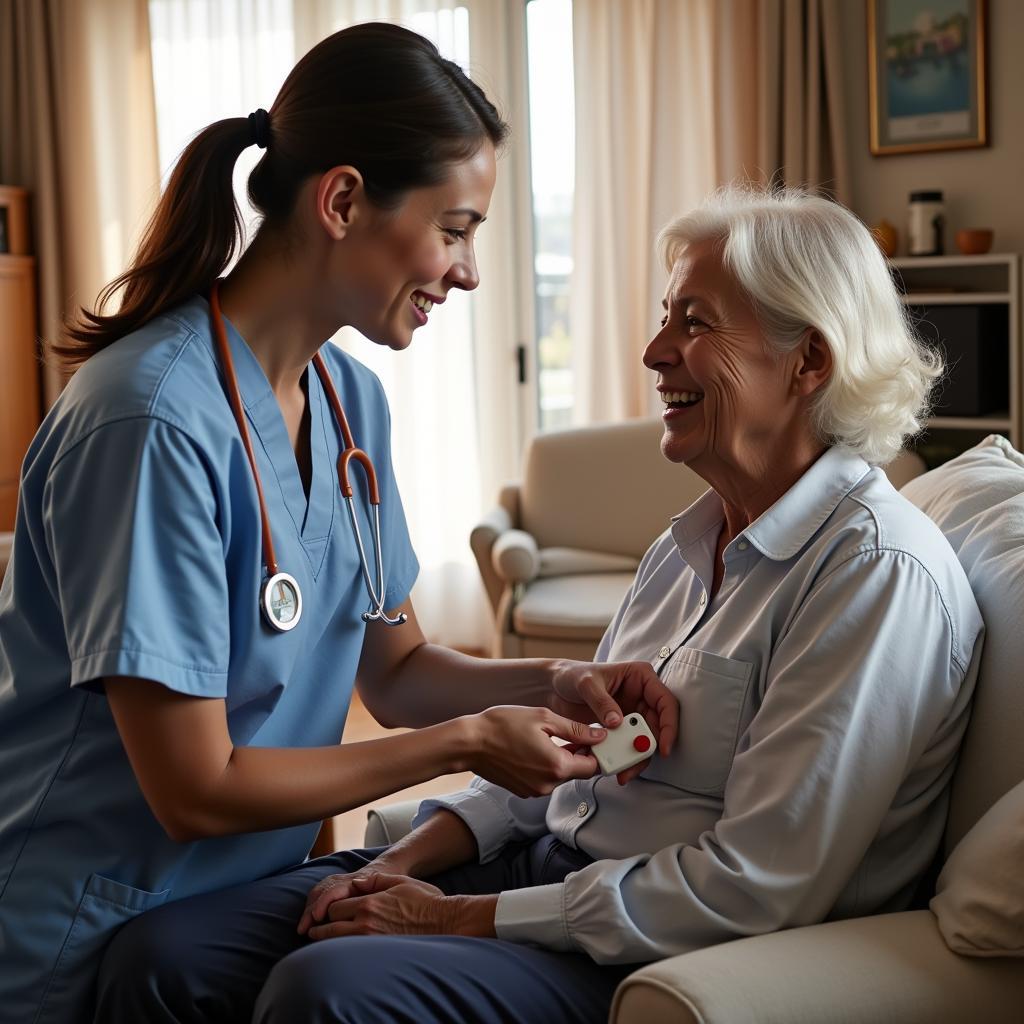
[840,0,1024,256]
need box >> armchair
[471,419,707,659]
[369,436,1024,1023]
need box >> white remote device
[591,714,657,775]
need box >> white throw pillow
[930,779,1024,957]
[901,434,1024,957]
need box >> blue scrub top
[0,295,419,1022]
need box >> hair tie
[248,108,270,149]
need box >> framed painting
[868,0,988,155]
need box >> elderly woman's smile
[658,390,704,414]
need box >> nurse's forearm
[201,726,474,840]
[106,675,478,841]
[106,676,600,843]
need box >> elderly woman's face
[643,239,804,474]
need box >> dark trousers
[95,837,633,1023]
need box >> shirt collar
[670,446,873,562]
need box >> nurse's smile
[410,289,442,326]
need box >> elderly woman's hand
[549,659,677,782]
[304,872,498,941]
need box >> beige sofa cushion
[931,779,1024,957]
[512,572,634,640]
[900,434,1024,850]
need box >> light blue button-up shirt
[418,445,982,964]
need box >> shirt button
[699,593,707,607]
[738,540,749,551]
[658,646,671,659]
[577,802,589,817]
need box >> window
[525,0,575,431]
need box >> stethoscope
[209,281,407,633]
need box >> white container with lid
[908,190,945,256]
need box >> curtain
[756,0,851,204]
[0,0,161,408]
[569,0,849,425]
[569,0,719,425]
[149,0,522,649]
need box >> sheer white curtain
[148,0,522,648]
[569,0,720,425]
[569,0,849,425]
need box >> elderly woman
[101,187,982,1023]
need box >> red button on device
[632,735,651,753]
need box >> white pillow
[930,779,1024,957]
[901,435,1024,956]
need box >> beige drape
[570,0,850,425]
[0,0,160,408]
[756,0,851,203]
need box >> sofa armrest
[364,798,423,847]
[612,910,1024,1024]
[491,529,540,584]
[470,502,516,613]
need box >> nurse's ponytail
[54,22,508,368]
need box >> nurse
[0,22,677,1024]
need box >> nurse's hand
[304,872,497,941]
[466,705,605,798]
[548,659,678,784]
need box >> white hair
[657,185,941,465]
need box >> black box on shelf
[909,304,1009,417]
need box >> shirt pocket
[36,873,170,1024]
[642,648,754,797]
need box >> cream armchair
[369,437,1024,1023]
[471,419,708,659]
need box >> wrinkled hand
[303,872,451,941]
[298,846,418,936]
[550,659,678,784]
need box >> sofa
[368,434,1024,1023]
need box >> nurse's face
[333,143,497,350]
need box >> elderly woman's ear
[793,328,833,396]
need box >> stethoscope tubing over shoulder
[209,281,407,632]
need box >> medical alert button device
[591,715,657,775]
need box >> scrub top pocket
[36,873,170,1024]
[643,648,754,797]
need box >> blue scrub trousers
[95,837,634,1023]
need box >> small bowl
[955,228,994,255]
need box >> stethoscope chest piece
[260,571,303,632]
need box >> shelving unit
[0,186,40,533]
[890,253,1020,461]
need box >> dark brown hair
[55,22,508,368]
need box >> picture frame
[868,0,988,156]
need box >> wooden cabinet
[0,186,41,532]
